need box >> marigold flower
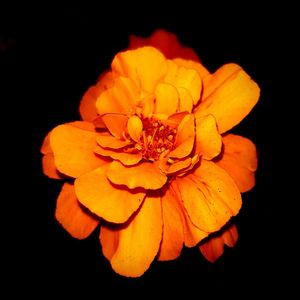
[41,29,259,277]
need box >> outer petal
[164,60,202,105]
[79,71,115,122]
[195,115,222,160]
[74,165,145,224]
[195,63,260,133]
[173,58,210,79]
[100,195,162,277]
[107,161,167,190]
[129,29,200,61]
[42,153,62,179]
[96,76,139,116]
[199,224,238,262]
[169,114,195,159]
[50,122,107,178]
[215,134,257,192]
[112,47,167,93]
[170,182,208,247]
[157,187,184,261]
[55,183,99,239]
[176,160,242,233]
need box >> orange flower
[41,30,259,277]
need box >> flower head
[41,29,259,277]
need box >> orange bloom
[41,29,259,277]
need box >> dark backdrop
[4,3,291,297]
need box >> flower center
[137,118,177,161]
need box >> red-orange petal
[176,160,242,233]
[50,122,107,178]
[99,195,162,277]
[107,160,167,190]
[199,224,238,262]
[215,134,257,192]
[74,165,145,224]
[55,183,99,239]
[129,29,200,61]
[195,115,222,160]
[195,63,260,133]
[112,47,167,93]
[42,153,62,179]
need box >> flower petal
[159,156,192,175]
[96,135,131,149]
[101,114,128,138]
[170,182,208,247]
[164,60,202,105]
[195,63,260,133]
[127,115,143,142]
[169,114,195,159]
[129,29,200,61]
[75,165,145,224]
[112,47,167,93]
[79,71,115,122]
[173,58,210,79]
[177,87,193,113]
[199,224,238,262]
[99,195,162,277]
[195,115,222,160]
[154,83,179,116]
[42,153,62,179]
[50,122,107,178]
[55,183,99,239]
[157,187,184,261]
[215,134,257,192]
[94,146,142,166]
[96,76,139,116]
[176,160,242,232]
[107,161,167,190]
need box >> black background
[3,3,293,297]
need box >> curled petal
[75,165,145,224]
[55,183,99,239]
[127,115,143,142]
[215,134,257,192]
[96,135,131,149]
[100,195,162,277]
[94,146,142,166]
[195,63,260,133]
[107,161,167,190]
[101,114,128,138]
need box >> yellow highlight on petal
[127,115,143,142]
